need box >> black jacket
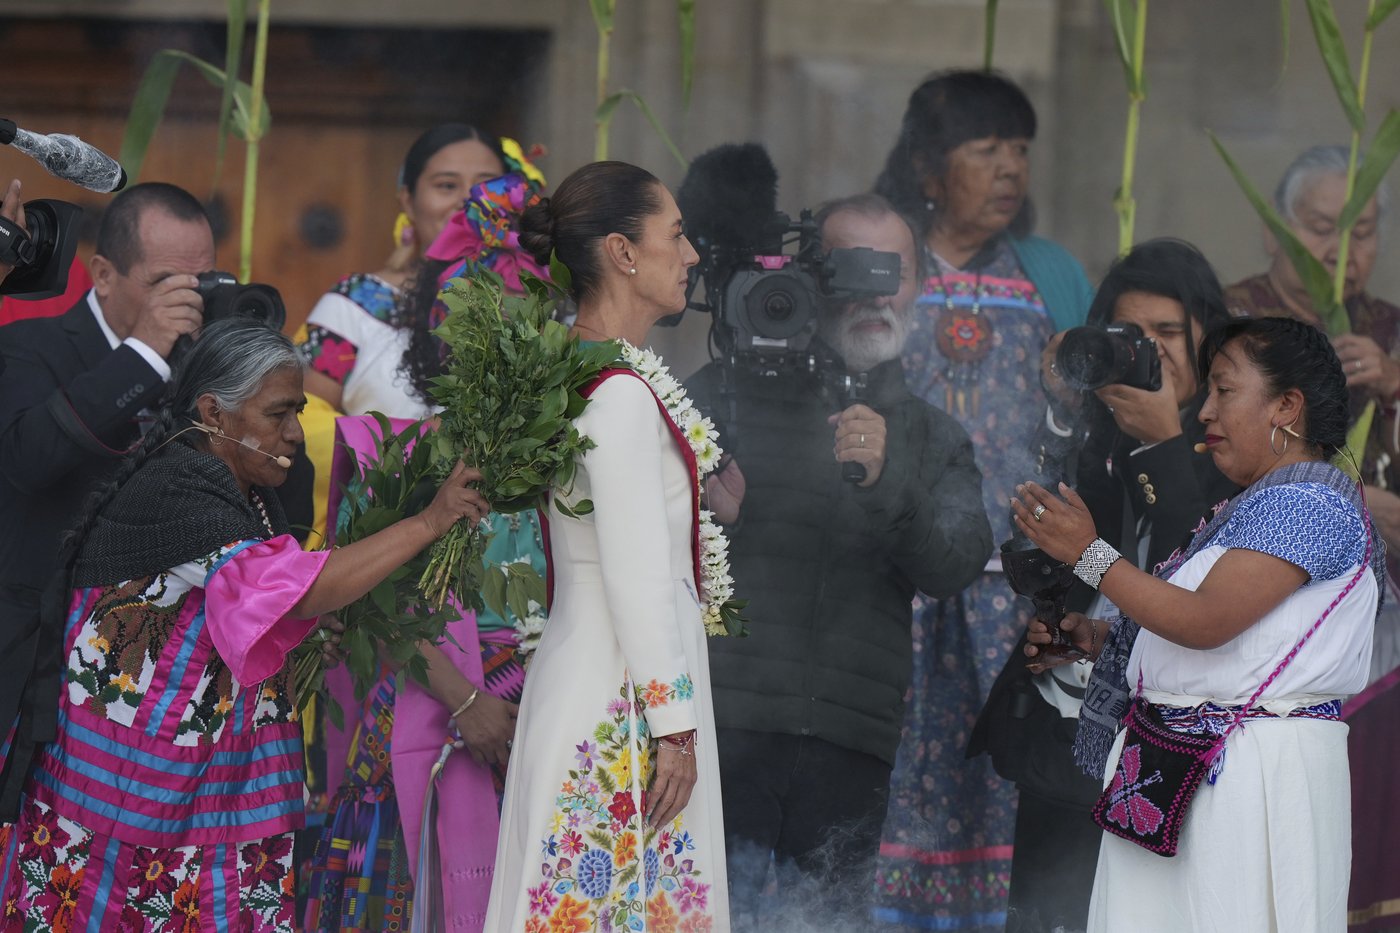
[688,352,991,766]
[969,400,1239,804]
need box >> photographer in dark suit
[0,182,211,812]
[971,238,1238,933]
[687,193,992,927]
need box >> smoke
[724,823,888,933]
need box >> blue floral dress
[875,238,1057,932]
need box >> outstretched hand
[1010,481,1098,565]
[421,460,491,537]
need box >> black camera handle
[838,373,868,485]
[0,215,35,268]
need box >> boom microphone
[0,118,128,194]
[676,142,781,259]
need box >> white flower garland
[620,341,738,636]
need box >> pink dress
[0,535,327,932]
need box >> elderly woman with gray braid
[1012,316,1381,933]
[0,318,489,931]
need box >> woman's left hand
[648,733,698,829]
[1011,481,1099,564]
[315,615,346,666]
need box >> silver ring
[1032,504,1047,522]
[860,434,866,447]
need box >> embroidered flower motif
[19,801,69,866]
[1103,743,1166,836]
[576,848,615,899]
[237,835,292,888]
[529,881,559,915]
[647,891,681,933]
[674,876,710,914]
[607,791,638,825]
[549,893,593,933]
[641,680,674,708]
[132,846,186,900]
[35,863,83,931]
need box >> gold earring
[1269,424,1289,456]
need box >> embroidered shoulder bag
[1090,525,1373,857]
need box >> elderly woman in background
[1017,316,1380,932]
[1225,148,1400,929]
[0,319,487,931]
[871,68,1093,931]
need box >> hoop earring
[1269,424,1289,456]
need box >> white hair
[1273,144,1390,227]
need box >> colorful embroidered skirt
[0,796,294,932]
[301,641,525,932]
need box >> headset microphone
[190,423,292,468]
[1193,442,1208,454]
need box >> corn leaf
[1278,0,1292,79]
[596,90,689,170]
[1103,0,1142,95]
[120,49,272,183]
[590,0,615,33]
[213,0,249,188]
[1366,0,1400,30]
[678,0,696,107]
[984,0,1000,70]
[1340,110,1400,230]
[1303,0,1364,132]
[1209,131,1346,334]
[1336,400,1376,479]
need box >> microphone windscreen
[677,143,779,254]
[1193,442,1208,454]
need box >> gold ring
[1032,504,1047,522]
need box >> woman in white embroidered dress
[1014,316,1380,932]
[484,161,729,932]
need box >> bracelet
[658,731,695,758]
[450,686,480,721]
[1073,538,1122,590]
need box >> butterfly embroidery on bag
[1103,743,1166,836]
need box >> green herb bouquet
[291,416,453,729]
[419,270,620,616]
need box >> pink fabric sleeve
[204,534,331,686]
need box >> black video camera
[691,210,901,366]
[0,198,82,300]
[1055,322,1161,392]
[195,271,286,331]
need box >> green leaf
[1303,0,1364,132]
[1277,0,1292,79]
[482,565,508,619]
[1340,110,1400,230]
[595,91,690,171]
[1209,131,1347,334]
[984,0,1000,70]
[590,0,615,32]
[1337,400,1376,478]
[1366,0,1400,30]
[119,49,273,183]
[1102,0,1142,94]
[678,0,697,107]
[506,573,531,624]
[370,580,395,618]
[214,0,249,186]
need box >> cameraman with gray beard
[686,193,991,929]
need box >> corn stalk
[591,0,693,170]
[1106,0,1148,255]
[239,0,272,283]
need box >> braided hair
[1198,316,1349,455]
[60,320,302,566]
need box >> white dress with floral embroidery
[484,373,730,932]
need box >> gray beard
[822,307,909,373]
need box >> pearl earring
[628,267,637,276]
[925,199,937,212]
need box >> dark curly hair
[1198,316,1349,456]
[873,69,1037,240]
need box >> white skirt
[1087,717,1351,933]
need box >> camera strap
[0,215,35,268]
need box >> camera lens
[763,291,794,322]
[1056,326,1132,391]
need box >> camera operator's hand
[830,404,886,488]
[704,456,746,525]
[1040,331,1083,414]
[0,178,28,284]
[1334,334,1400,401]
[128,274,205,359]
[1094,362,1182,446]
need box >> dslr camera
[0,198,82,300]
[691,209,901,365]
[194,271,286,331]
[1055,322,1161,392]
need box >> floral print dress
[0,535,325,932]
[875,239,1058,932]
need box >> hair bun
[518,196,556,266]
